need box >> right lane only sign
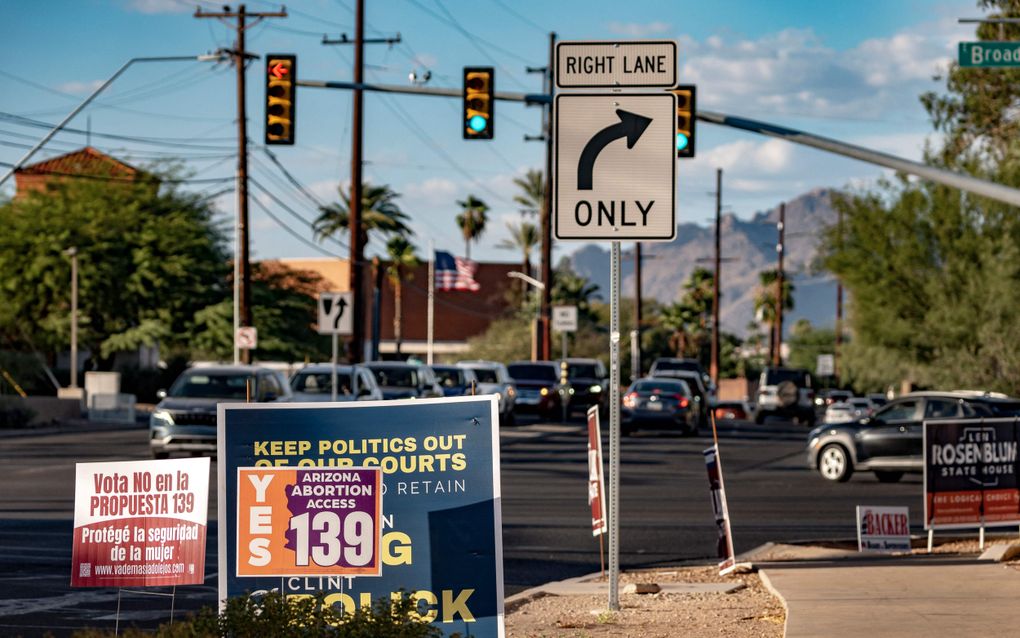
[554,92,676,241]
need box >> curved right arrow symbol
[577,109,653,191]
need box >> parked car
[289,364,382,402]
[457,360,517,425]
[650,367,708,428]
[755,366,816,426]
[363,362,442,400]
[815,389,852,409]
[713,400,754,421]
[430,364,478,397]
[806,391,1020,482]
[867,393,889,408]
[149,364,291,458]
[507,361,569,420]
[561,358,609,415]
[622,378,699,436]
[648,358,712,395]
[823,401,856,424]
[847,397,874,419]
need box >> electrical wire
[249,194,345,259]
[0,160,233,184]
[489,0,547,34]
[249,176,350,251]
[0,112,236,150]
[260,147,329,208]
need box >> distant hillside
[567,189,839,336]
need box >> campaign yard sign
[71,457,209,587]
[856,505,911,553]
[704,445,736,574]
[218,396,503,637]
[586,406,607,536]
[924,418,1020,530]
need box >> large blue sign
[217,396,503,637]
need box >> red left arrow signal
[269,62,289,79]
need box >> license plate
[644,401,663,411]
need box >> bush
[72,591,465,638]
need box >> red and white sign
[235,326,258,350]
[704,444,736,574]
[856,505,911,553]
[71,457,209,587]
[587,406,607,536]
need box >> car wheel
[818,444,853,482]
[754,411,767,425]
[874,471,904,483]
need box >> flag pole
[427,240,435,365]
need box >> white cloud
[58,80,103,94]
[403,177,459,207]
[607,21,672,37]
[124,0,191,14]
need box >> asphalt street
[0,416,923,636]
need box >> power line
[0,160,233,184]
[249,176,350,252]
[249,194,345,259]
[260,147,328,208]
[489,0,547,33]
[0,112,236,150]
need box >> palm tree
[552,268,601,322]
[385,236,420,357]
[496,221,540,278]
[753,269,794,361]
[660,301,700,358]
[455,195,489,259]
[512,169,545,218]
[314,182,411,247]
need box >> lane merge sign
[556,41,677,89]
[318,291,353,336]
[554,92,676,241]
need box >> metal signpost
[552,305,578,359]
[317,292,354,401]
[554,39,677,611]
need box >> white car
[289,364,383,402]
[823,402,856,424]
[457,360,517,425]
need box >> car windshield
[567,363,599,378]
[433,368,465,387]
[369,366,419,388]
[984,400,1020,416]
[471,368,498,384]
[634,380,689,395]
[290,372,353,395]
[169,372,252,399]
[508,364,558,382]
[764,369,811,387]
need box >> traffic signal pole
[711,168,722,385]
[195,4,286,364]
[540,32,557,360]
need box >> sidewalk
[759,550,1020,637]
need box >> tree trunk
[465,239,471,260]
[394,273,403,357]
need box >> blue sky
[1,0,982,263]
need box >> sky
[0,0,985,264]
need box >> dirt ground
[504,566,784,638]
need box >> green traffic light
[469,115,488,132]
[676,133,689,151]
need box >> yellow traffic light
[265,55,296,145]
[463,67,494,140]
[674,84,696,159]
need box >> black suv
[561,358,609,415]
[806,391,1020,482]
[508,361,570,420]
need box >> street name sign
[556,41,677,88]
[318,291,353,335]
[552,305,578,332]
[959,41,1020,68]
[554,92,676,241]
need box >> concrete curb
[757,569,789,638]
[0,419,146,440]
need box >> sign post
[554,38,677,612]
[318,292,354,401]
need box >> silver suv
[457,360,517,425]
[755,367,815,426]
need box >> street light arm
[0,54,225,188]
[508,270,545,290]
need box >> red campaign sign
[71,458,209,587]
[587,407,607,536]
[704,444,736,574]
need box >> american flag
[434,250,480,292]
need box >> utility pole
[322,9,401,363]
[773,203,785,367]
[711,169,722,385]
[195,4,286,364]
[65,247,78,389]
[834,207,843,385]
[539,32,556,361]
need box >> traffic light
[265,54,296,145]
[674,84,696,158]
[463,67,494,140]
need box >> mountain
[566,188,839,336]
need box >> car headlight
[540,387,549,396]
[507,386,516,397]
[589,384,602,393]
[808,436,820,449]
[494,391,502,401]
[151,409,174,426]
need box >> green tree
[753,269,794,361]
[0,175,227,368]
[551,264,601,322]
[512,168,544,218]
[314,182,410,248]
[385,236,420,357]
[497,221,539,278]
[786,319,836,378]
[455,195,489,259]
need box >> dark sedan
[806,391,1020,482]
[562,358,609,415]
[507,361,568,420]
[622,378,698,436]
[430,364,478,397]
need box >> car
[507,360,570,420]
[457,360,517,425]
[622,377,698,436]
[713,400,754,421]
[149,364,291,459]
[755,366,816,426]
[815,389,852,409]
[289,364,382,402]
[561,357,609,414]
[363,361,443,400]
[823,401,856,424]
[806,391,1020,482]
[649,367,708,428]
[867,393,889,408]
[430,364,478,397]
[847,397,874,419]
[648,358,711,394]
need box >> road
[0,417,922,636]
